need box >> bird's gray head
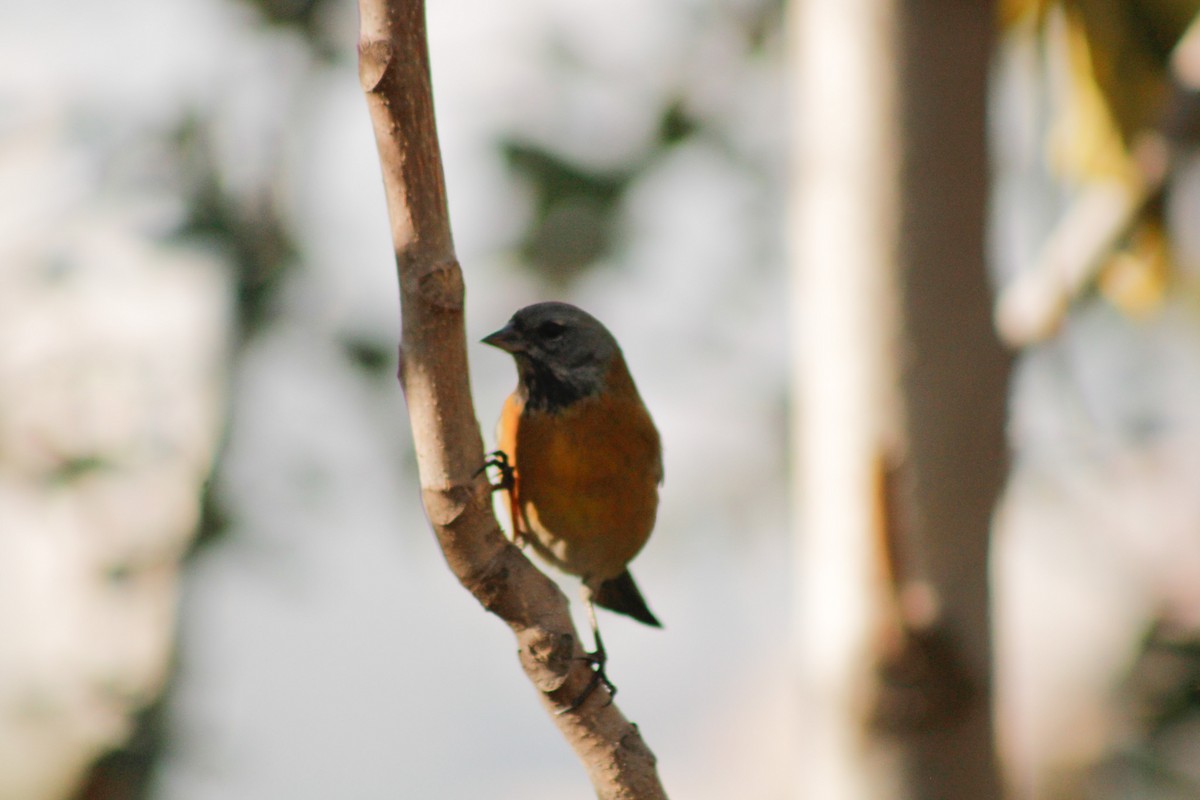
[483,302,622,411]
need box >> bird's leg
[557,589,617,715]
[474,450,528,548]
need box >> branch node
[401,257,464,311]
[517,627,574,692]
[421,483,472,528]
[469,551,511,612]
[619,726,658,767]
[358,38,393,92]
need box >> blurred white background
[9,1,1200,798]
[0,0,791,798]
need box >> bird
[481,301,662,709]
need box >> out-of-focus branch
[994,134,1167,348]
[355,1,667,797]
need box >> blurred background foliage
[994,1,1200,797]
[3,0,1200,797]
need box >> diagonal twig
[355,1,668,797]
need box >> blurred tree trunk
[890,2,1009,798]
[791,1,1008,798]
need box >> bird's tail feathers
[592,571,662,628]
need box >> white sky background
[1,0,793,798]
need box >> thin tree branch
[355,2,667,797]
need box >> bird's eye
[538,320,566,339]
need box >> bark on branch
[355,2,667,797]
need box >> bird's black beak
[482,322,524,353]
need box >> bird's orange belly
[498,393,659,582]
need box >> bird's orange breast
[496,357,661,583]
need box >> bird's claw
[475,450,515,493]
[476,450,529,547]
[556,647,616,715]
